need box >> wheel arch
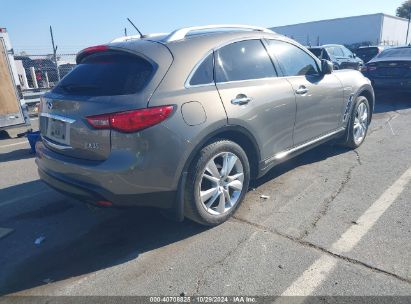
[183,125,261,180]
[355,84,375,121]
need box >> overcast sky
[0,0,405,54]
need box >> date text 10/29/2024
[149,296,257,303]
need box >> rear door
[40,42,172,160]
[341,46,360,70]
[0,37,25,128]
[267,39,344,146]
[214,39,297,160]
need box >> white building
[270,13,411,47]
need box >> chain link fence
[14,53,76,91]
[13,53,77,114]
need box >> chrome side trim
[264,127,345,165]
[166,24,275,42]
[40,113,76,124]
[42,136,72,150]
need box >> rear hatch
[355,47,379,63]
[40,40,173,160]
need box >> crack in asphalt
[368,112,400,136]
[193,231,252,295]
[230,217,411,285]
[298,150,360,240]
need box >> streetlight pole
[406,6,411,45]
[50,26,61,82]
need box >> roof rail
[165,24,275,42]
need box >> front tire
[340,96,370,149]
[184,140,250,226]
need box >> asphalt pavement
[0,94,410,297]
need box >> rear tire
[184,140,250,226]
[339,96,370,149]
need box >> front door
[267,39,344,146]
[214,39,297,161]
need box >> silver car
[36,25,374,226]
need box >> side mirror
[353,53,357,58]
[321,59,333,75]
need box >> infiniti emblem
[47,100,53,110]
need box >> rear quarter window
[52,52,155,96]
[189,53,214,86]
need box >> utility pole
[50,26,60,82]
[124,27,127,36]
[406,6,411,45]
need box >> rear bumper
[38,166,176,208]
[35,140,179,208]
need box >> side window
[327,47,344,57]
[215,40,276,83]
[189,53,214,86]
[267,40,320,77]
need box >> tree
[396,0,411,18]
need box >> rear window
[377,48,411,59]
[356,48,379,61]
[52,52,154,96]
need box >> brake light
[76,45,109,63]
[86,105,174,133]
[362,64,377,73]
[81,45,108,54]
[96,200,113,207]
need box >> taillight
[86,114,110,129]
[86,105,174,133]
[363,64,377,73]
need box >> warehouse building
[270,13,411,48]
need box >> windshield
[356,48,379,62]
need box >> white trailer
[0,27,29,130]
[270,13,411,48]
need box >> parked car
[32,59,59,86]
[355,46,389,63]
[36,25,374,226]
[14,55,35,87]
[58,63,76,78]
[13,56,59,87]
[308,44,364,70]
[362,46,411,92]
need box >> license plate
[46,118,69,145]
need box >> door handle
[295,86,308,95]
[231,95,253,105]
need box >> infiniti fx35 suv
[36,25,374,226]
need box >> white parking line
[0,189,53,208]
[281,166,411,296]
[0,141,28,149]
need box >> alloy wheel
[353,102,368,145]
[199,152,244,215]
